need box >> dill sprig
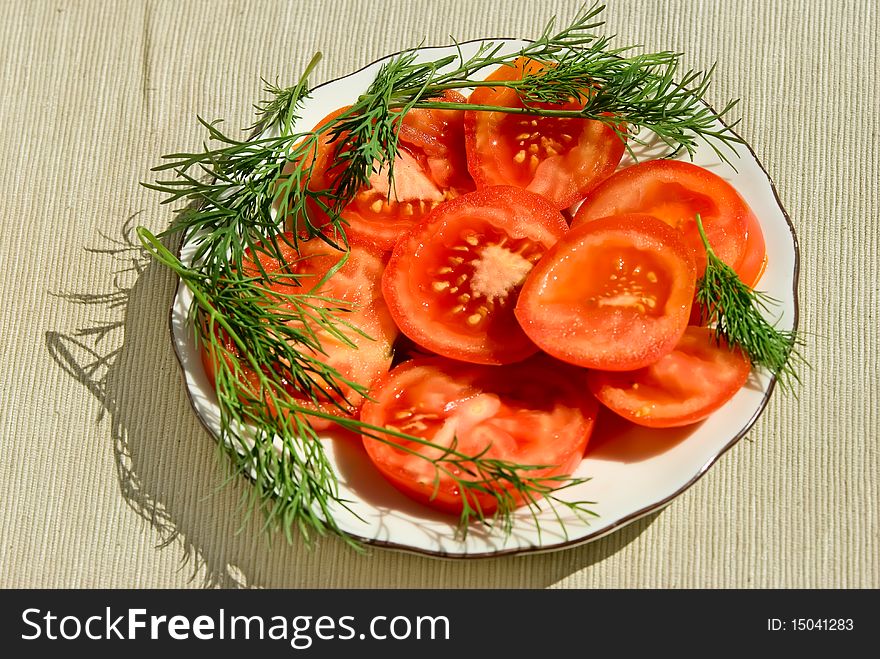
[139,227,594,543]
[140,3,746,545]
[694,214,802,385]
[324,1,742,204]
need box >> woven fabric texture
[0,0,876,588]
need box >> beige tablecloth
[1,0,876,588]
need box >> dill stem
[137,228,257,364]
[392,100,602,117]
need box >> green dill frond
[694,214,804,386]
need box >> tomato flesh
[587,326,751,427]
[573,159,763,279]
[201,234,397,429]
[382,186,568,365]
[299,91,475,251]
[515,213,696,370]
[464,57,625,209]
[360,356,598,514]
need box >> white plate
[169,40,798,558]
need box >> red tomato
[587,326,751,427]
[464,57,625,210]
[360,356,598,515]
[200,234,397,430]
[300,91,475,251]
[572,159,765,280]
[515,213,696,371]
[737,207,768,288]
[382,186,568,365]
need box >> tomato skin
[737,206,768,288]
[297,92,475,251]
[515,213,696,371]
[200,234,397,430]
[587,326,751,427]
[572,159,763,280]
[360,356,598,515]
[464,57,625,210]
[382,185,568,365]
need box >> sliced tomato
[572,159,765,280]
[515,213,696,371]
[587,326,751,427]
[200,233,397,430]
[737,207,768,288]
[382,186,568,365]
[298,91,475,251]
[360,356,598,515]
[464,57,625,210]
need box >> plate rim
[164,38,800,560]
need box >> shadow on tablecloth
[45,215,658,588]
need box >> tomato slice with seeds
[200,234,397,430]
[464,57,625,209]
[515,213,696,371]
[299,91,475,251]
[572,159,764,281]
[360,356,598,515]
[382,186,568,365]
[587,326,751,427]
